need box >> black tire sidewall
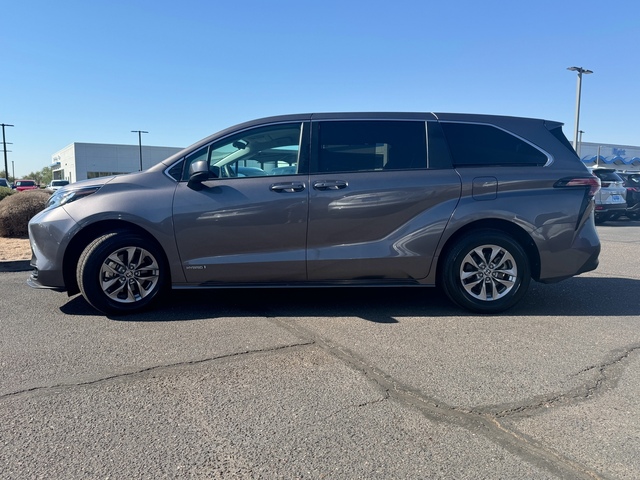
[442,230,531,314]
[77,231,167,315]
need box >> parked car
[617,172,640,220]
[0,178,9,188]
[14,179,39,192]
[28,112,601,315]
[46,179,70,191]
[590,168,627,223]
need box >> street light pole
[131,130,148,171]
[567,67,593,157]
[1,123,14,179]
[578,130,585,155]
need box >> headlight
[46,185,103,209]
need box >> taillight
[554,176,601,197]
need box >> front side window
[313,121,427,173]
[182,123,304,180]
[441,123,549,167]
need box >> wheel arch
[63,220,170,296]
[436,219,541,284]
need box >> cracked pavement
[1,223,639,478]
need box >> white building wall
[51,144,77,182]
[51,143,183,182]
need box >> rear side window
[314,121,426,173]
[441,123,548,167]
[593,170,623,182]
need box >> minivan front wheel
[77,231,167,315]
[442,231,530,313]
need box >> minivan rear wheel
[77,231,167,315]
[442,230,530,314]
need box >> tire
[441,230,531,314]
[77,231,167,315]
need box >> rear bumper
[535,218,600,283]
[595,203,627,212]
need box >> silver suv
[28,113,601,315]
[590,168,627,223]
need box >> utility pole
[578,130,584,158]
[131,130,148,171]
[1,123,14,179]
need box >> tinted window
[441,123,548,167]
[592,170,623,182]
[314,121,426,173]
[167,159,184,181]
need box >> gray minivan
[28,112,601,315]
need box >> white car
[47,180,70,191]
[590,168,627,223]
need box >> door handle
[270,182,305,193]
[313,180,348,190]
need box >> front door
[173,122,310,284]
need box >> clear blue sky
[1,0,638,177]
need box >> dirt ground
[0,237,32,261]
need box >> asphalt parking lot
[1,222,639,479]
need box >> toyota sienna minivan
[28,112,601,315]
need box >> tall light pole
[567,67,593,157]
[131,130,148,171]
[1,123,14,179]
[578,130,585,155]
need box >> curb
[0,260,31,272]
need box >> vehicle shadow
[59,276,640,322]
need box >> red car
[14,179,38,191]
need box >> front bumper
[27,206,79,291]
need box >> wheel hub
[460,244,517,301]
[100,246,160,304]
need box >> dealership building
[51,143,183,182]
[577,142,640,170]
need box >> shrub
[0,186,15,202]
[0,190,52,237]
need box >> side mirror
[187,160,210,189]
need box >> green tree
[22,166,53,186]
